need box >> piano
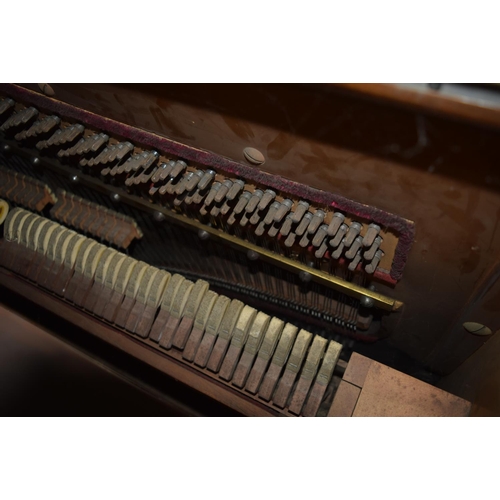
[1,83,498,416]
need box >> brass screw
[463,322,492,336]
[38,84,55,97]
[243,147,265,166]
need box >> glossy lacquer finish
[17,83,500,374]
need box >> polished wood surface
[0,268,279,417]
[14,83,500,375]
[0,302,194,416]
[335,83,500,130]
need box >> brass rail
[1,139,403,312]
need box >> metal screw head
[463,322,492,336]
[243,147,265,166]
[110,192,120,203]
[153,211,165,222]
[2,144,11,153]
[70,175,79,184]
[360,295,374,308]
[38,83,55,96]
[198,229,210,241]
[247,250,259,261]
[32,157,41,166]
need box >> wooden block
[288,335,328,415]
[37,225,67,290]
[327,381,361,417]
[194,295,230,368]
[70,242,106,307]
[342,352,374,388]
[206,299,244,373]
[44,229,78,293]
[101,256,137,323]
[3,209,30,270]
[134,270,171,338]
[62,238,94,301]
[182,290,218,362]
[352,361,471,417]
[113,261,149,328]
[245,317,285,394]
[20,217,49,279]
[10,213,39,275]
[92,253,127,317]
[50,231,86,295]
[26,221,59,282]
[149,274,185,342]
[172,279,210,349]
[124,266,160,332]
[258,323,298,401]
[302,340,342,417]
[82,247,117,311]
[273,329,313,409]
[158,280,194,349]
[232,312,272,389]
[219,305,257,381]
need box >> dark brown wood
[0,267,280,417]
[6,82,500,374]
[440,330,500,416]
[335,83,500,130]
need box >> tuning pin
[365,250,384,274]
[0,98,14,117]
[226,179,245,201]
[215,179,233,203]
[257,189,276,211]
[210,204,221,217]
[280,214,294,236]
[264,201,281,225]
[218,201,229,215]
[299,232,310,248]
[344,221,363,247]
[170,160,187,179]
[295,212,313,236]
[255,219,267,236]
[249,210,261,225]
[274,199,293,223]
[174,172,193,195]
[364,236,382,260]
[185,170,204,192]
[268,223,281,238]
[233,191,252,214]
[308,210,326,234]
[1,106,38,131]
[315,240,329,259]
[227,210,239,225]
[291,200,309,223]
[329,223,348,248]
[284,232,297,248]
[363,223,381,247]
[152,160,176,183]
[312,224,329,247]
[348,251,363,272]
[331,239,345,259]
[204,182,222,206]
[197,169,216,191]
[239,212,251,227]
[327,212,345,236]
[245,189,263,213]
[345,236,363,259]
